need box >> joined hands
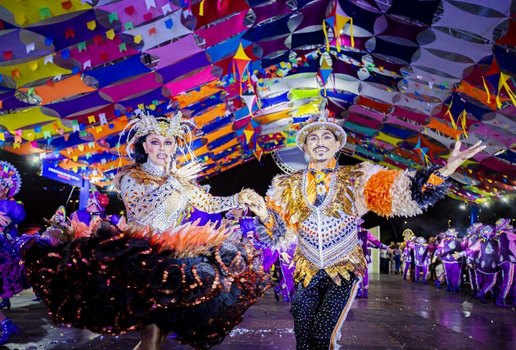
[238,189,268,220]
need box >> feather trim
[255,211,297,251]
[353,162,384,216]
[410,166,450,210]
[126,220,232,258]
[363,169,398,217]
[390,170,424,217]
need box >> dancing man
[434,228,463,291]
[458,225,500,303]
[462,222,483,295]
[411,237,431,283]
[401,229,415,280]
[241,110,484,349]
[495,218,515,307]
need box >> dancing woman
[22,111,268,349]
[0,161,26,345]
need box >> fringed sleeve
[354,162,450,218]
[183,182,239,214]
[255,175,297,250]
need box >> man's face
[302,129,340,163]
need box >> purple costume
[0,199,26,299]
[462,223,482,294]
[495,218,515,307]
[434,228,463,292]
[186,207,222,227]
[402,243,413,280]
[356,226,385,298]
[468,225,499,303]
[410,237,430,283]
[71,191,119,226]
[227,211,296,302]
[0,160,25,345]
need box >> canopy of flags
[0,0,514,203]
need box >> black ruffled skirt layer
[21,223,270,348]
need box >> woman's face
[0,185,9,200]
[142,133,177,167]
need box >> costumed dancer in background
[71,188,119,226]
[430,232,445,289]
[0,161,26,345]
[240,106,483,350]
[356,219,387,298]
[433,228,463,292]
[226,207,296,302]
[21,111,269,350]
[401,229,415,280]
[474,225,500,303]
[410,237,431,283]
[458,225,500,303]
[495,218,515,307]
[462,222,482,295]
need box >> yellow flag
[106,29,115,40]
[87,20,96,31]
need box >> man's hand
[440,140,486,177]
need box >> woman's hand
[174,160,204,181]
[0,212,12,227]
[439,140,486,177]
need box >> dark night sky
[1,149,514,243]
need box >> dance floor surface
[4,274,514,350]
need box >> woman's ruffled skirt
[0,234,25,298]
[21,221,270,348]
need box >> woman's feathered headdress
[120,109,196,159]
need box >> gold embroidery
[266,165,366,286]
[294,245,367,287]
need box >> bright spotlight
[459,204,466,210]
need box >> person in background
[0,161,26,345]
[71,188,119,226]
[226,207,296,302]
[410,237,432,283]
[393,243,402,274]
[401,230,415,280]
[356,221,388,298]
[494,218,514,307]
